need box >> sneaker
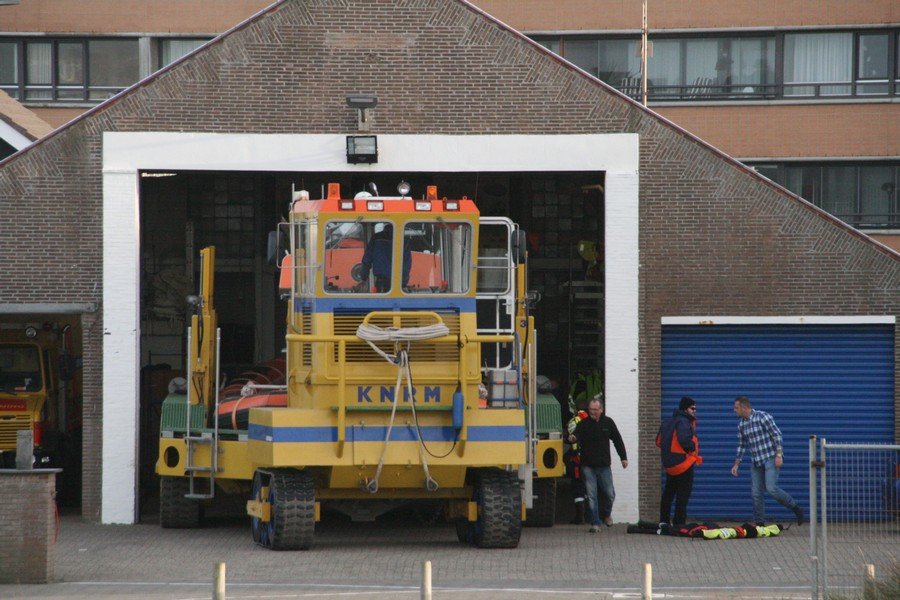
[792,505,804,525]
[603,517,614,527]
[589,525,601,533]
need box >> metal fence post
[820,437,828,597]
[809,435,819,600]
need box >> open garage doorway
[137,170,605,517]
[0,313,83,507]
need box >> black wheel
[472,469,522,549]
[269,470,316,551]
[159,476,201,528]
[525,477,557,527]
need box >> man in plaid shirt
[731,396,804,525]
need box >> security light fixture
[346,135,378,164]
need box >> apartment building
[2,1,897,247]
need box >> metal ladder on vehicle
[184,326,222,500]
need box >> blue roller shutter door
[661,324,894,521]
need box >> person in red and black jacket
[657,396,703,525]
[569,396,628,532]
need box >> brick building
[0,0,897,525]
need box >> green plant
[571,370,603,404]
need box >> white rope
[357,322,449,493]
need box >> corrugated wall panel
[661,324,894,521]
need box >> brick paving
[0,509,818,599]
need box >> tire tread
[159,477,201,529]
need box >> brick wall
[475,0,897,32]
[0,471,58,583]
[0,0,271,34]
[656,103,899,159]
[0,0,897,522]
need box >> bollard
[421,560,432,600]
[642,563,652,600]
[862,564,875,599]
[213,562,226,600]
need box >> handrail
[285,333,515,344]
[361,310,444,326]
[619,79,897,101]
[337,339,346,458]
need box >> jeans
[582,465,615,526]
[750,458,797,523]
[660,465,694,525]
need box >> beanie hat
[679,396,696,411]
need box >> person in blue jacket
[360,224,411,292]
[657,396,702,525]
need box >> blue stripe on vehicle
[248,424,337,443]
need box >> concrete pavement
[0,507,820,599]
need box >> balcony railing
[616,78,896,101]
[833,213,900,230]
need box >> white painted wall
[101,169,141,524]
[102,132,641,524]
[605,171,640,522]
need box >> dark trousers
[659,465,694,525]
[374,276,391,292]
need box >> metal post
[186,325,193,437]
[820,437,828,596]
[809,435,819,600]
[641,0,649,106]
[213,562,225,600]
[642,563,653,599]
[421,560,432,600]
[211,329,221,489]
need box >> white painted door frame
[102,132,640,524]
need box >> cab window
[403,221,472,294]
[324,221,393,294]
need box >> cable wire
[356,322,450,493]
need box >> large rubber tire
[525,477,557,527]
[472,469,522,549]
[269,470,316,551]
[159,476,202,529]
